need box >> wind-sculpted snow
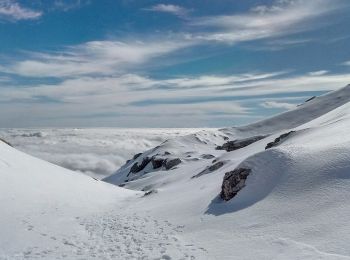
[0,128,202,179]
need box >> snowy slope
[0,141,138,259]
[2,84,350,259]
[104,84,350,186]
[103,84,350,259]
[0,142,209,259]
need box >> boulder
[220,168,251,201]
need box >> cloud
[343,61,350,66]
[0,0,42,21]
[189,0,345,44]
[53,0,90,12]
[308,70,329,76]
[1,40,189,78]
[261,101,297,110]
[0,128,200,178]
[1,69,350,128]
[145,4,189,17]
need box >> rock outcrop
[265,131,295,149]
[216,135,266,152]
[128,156,182,175]
[129,157,152,174]
[192,161,225,178]
[220,168,251,201]
[164,158,182,170]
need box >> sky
[0,0,350,127]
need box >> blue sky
[1,0,350,127]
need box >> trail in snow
[6,210,206,260]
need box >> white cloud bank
[0,128,203,179]
[0,0,42,21]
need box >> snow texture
[2,84,350,259]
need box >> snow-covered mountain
[2,84,350,259]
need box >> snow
[2,85,350,259]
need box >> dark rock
[298,96,317,106]
[133,153,142,160]
[164,158,182,170]
[164,151,171,155]
[201,154,215,159]
[143,190,158,196]
[208,161,224,171]
[220,168,251,201]
[0,138,12,147]
[151,157,165,169]
[223,136,229,141]
[265,131,295,149]
[216,135,266,152]
[305,96,316,103]
[192,161,225,179]
[130,157,151,173]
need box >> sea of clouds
[0,128,204,179]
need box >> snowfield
[2,85,350,259]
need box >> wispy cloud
[0,0,42,21]
[343,61,350,66]
[52,0,90,12]
[144,4,189,18]
[1,70,350,126]
[308,70,329,76]
[189,0,345,44]
[1,40,190,78]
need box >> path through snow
[6,210,207,260]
